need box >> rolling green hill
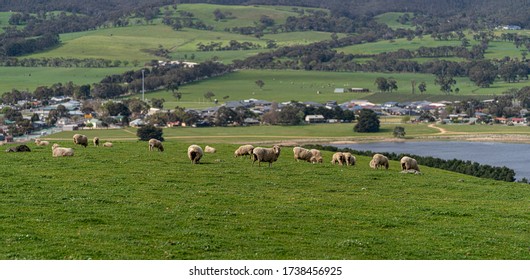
[132,69,524,110]
[2,3,530,105]
[0,139,528,259]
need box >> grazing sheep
[52,143,74,157]
[187,144,203,164]
[343,152,356,166]
[309,149,323,164]
[234,144,254,158]
[370,153,389,170]
[72,134,88,147]
[5,144,31,152]
[93,137,100,147]
[103,142,113,147]
[204,145,216,153]
[34,139,49,146]
[331,152,345,165]
[400,156,420,172]
[293,146,313,162]
[148,139,164,152]
[252,145,281,167]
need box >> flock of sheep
[234,144,421,173]
[5,134,421,173]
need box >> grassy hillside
[172,4,304,32]
[22,4,334,65]
[3,3,530,104]
[0,66,136,94]
[0,139,528,260]
[374,12,415,30]
[130,69,522,110]
[41,122,530,144]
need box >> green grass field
[374,12,415,30]
[132,69,526,110]
[1,134,529,259]
[172,4,303,32]
[40,122,530,145]
[2,3,530,104]
[42,123,441,143]
[0,66,136,93]
[0,12,15,33]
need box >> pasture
[1,137,529,259]
[133,69,524,110]
[0,66,135,94]
[3,3,530,105]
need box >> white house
[305,114,325,123]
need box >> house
[499,25,522,30]
[130,119,146,127]
[62,124,78,131]
[305,115,325,123]
[495,117,508,124]
[510,118,526,125]
[243,118,260,125]
[350,87,370,93]
[85,118,103,128]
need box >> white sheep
[234,144,254,158]
[204,145,216,153]
[187,144,204,164]
[73,134,88,147]
[252,145,281,167]
[309,149,323,164]
[293,146,312,162]
[103,142,113,148]
[93,137,100,147]
[35,138,49,146]
[52,143,74,157]
[148,139,164,152]
[400,156,420,172]
[331,152,345,165]
[370,153,389,170]
[343,152,356,166]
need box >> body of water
[333,141,530,180]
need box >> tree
[204,91,215,101]
[418,82,427,94]
[173,91,182,101]
[387,78,398,92]
[213,106,237,126]
[468,60,497,88]
[74,84,91,100]
[434,71,456,94]
[137,125,164,141]
[213,9,225,21]
[354,109,380,133]
[277,104,304,125]
[102,101,131,117]
[393,126,406,138]
[374,77,389,92]
[255,79,265,89]
[151,98,165,109]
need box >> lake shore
[268,133,530,147]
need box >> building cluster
[2,94,529,142]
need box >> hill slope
[0,140,528,259]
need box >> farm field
[1,139,529,259]
[40,122,530,145]
[43,123,440,143]
[22,4,336,65]
[136,69,527,110]
[0,66,136,94]
[2,5,530,105]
